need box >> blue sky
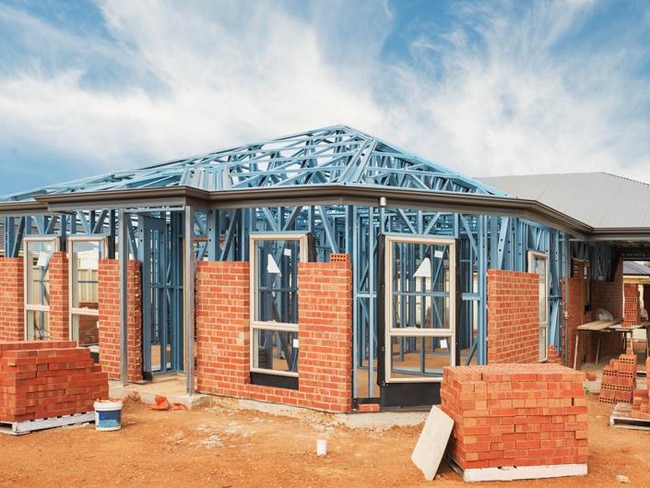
[1,0,650,196]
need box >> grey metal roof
[480,173,650,230]
[624,261,650,276]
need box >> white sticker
[440,339,448,349]
[36,252,51,268]
[293,338,299,348]
[284,248,292,257]
[434,250,444,259]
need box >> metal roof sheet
[623,261,650,276]
[480,172,650,230]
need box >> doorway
[139,213,183,379]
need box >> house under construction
[1,125,649,412]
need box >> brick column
[623,283,639,326]
[564,275,586,368]
[487,269,539,364]
[98,259,142,382]
[196,261,251,396]
[298,254,353,412]
[48,251,69,341]
[0,258,24,341]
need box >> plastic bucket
[94,400,123,431]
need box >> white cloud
[0,0,649,190]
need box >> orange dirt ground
[1,391,650,488]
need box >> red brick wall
[590,258,624,359]
[48,252,69,341]
[623,283,640,327]
[0,340,108,422]
[441,364,588,471]
[98,260,142,382]
[196,254,353,413]
[487,269,539,364]
[564,275,586,368]
[0,258,24,341]
[590,258,623,318]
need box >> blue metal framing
[0,125,618,402]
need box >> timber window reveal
[250,234,308,386]
[383,236,457,383]
[529,251,549,362]
[24,238,57,340]
[69,238,105,349]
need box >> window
[529,251,548,361]
[24,238,57,340]
[384,236,456,382]
[250,234,308,380]
[69,238,105,348]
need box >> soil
[1,393,649,488]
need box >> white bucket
[94,400,123,431]
[316,439,327,456]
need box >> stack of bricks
[599,351,637,404]
[630,358,650,420]
[441,364,588,471]
[0,341,108,423]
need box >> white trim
[384,236,456,384]
[23,237,57,340]
[249,233,308,376]
[68,237,106,344]
[528,250,549,362]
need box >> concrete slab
[411,406,454,481]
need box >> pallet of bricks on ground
[440,363,588,481]
[620,357,650,423]
[0,341,108,424]
[599,351,637,404]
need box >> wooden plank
[0,412,95,436]
[447,457,587,482]
[577,319,622,331]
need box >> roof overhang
[2,183,650,243]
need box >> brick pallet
[441,363,588,482]
[609,357,650,429]
[0,340,109,434]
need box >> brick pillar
[98,259,142,382]
[196,261,251,396]
[0,258,24,341]
[48,252,69,341]
[591,258,624,359]
[623,283,640,326]
[565,275,585,368]
[487,269,539,364]
[298,254,353,413]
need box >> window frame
[68,236,106,346]
[24,237,58,340]
[249,233,308,378]
[384,235,457,384]
[528,250,549,362]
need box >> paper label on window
[440,339,448,349]
[36,252,51,268]
[434,250,444,259]
[293,339,299,348]
[284,249,292,257]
